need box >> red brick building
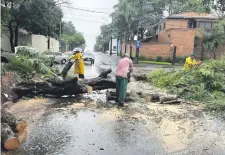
[122,12,225,59]
[157,12,218,58]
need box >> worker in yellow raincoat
[69,50,85,79]
[184,54,201,70]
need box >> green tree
[62,21,77,36]
[60,33,85,50]
[203,19,225,59]
[1,0,65,52]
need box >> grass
[140,61,171,65]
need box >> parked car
[83,52,95,64]
[44,52,68,64]
[73,47,84,53]
[64,51,74,57]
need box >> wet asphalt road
[56,52,120,79]
[5,52,225,155]
[5,52,166,155]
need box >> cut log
[159,95,178,104]
[132,73,148,81]
[150,94,160,102]
[12,68,116,98]
[1,123,20,150]
[1,109,27,133]
[60,60,75,78]
[98,69,112,78]
[106,91,136,102]
[17,130,27,144]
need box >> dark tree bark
[12,69,116,98]
[9,20,15,52]
[14,21,20,47]
[200,46,205,61]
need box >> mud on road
[3,80,225,155]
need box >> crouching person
[116,53,133,106]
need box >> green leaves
[60,33,85,48]
[148,56,225,111]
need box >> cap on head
[124,53,130,58]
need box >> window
[198,21,212,30]
[188,19,197,28]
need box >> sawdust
[5,98,52,122]
[97,108,124,124]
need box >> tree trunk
[159,95,178,104]
[120,36,123,57]
[12,69,116,98]
[1,109,27,133]
[1,123,20,150]
[14,21,20,47]
[200,46,205,61]
[125,35,127,54]
[9,20,14,52]
[132,73,148,81]
[213,50,216,59]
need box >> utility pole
[117,37,119,56]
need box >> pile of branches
[148,56,225,111]
[3,48,58,79]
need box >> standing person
[184,53,201,70]
[116,53,133,106]
[69,50,85,79]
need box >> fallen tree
[12,68,116,98]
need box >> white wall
[31,35,59,52]
[1,33,59,53]
[1,34,12,52]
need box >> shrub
[139,56,146,61]
[175,56,186,63]
[155,56,162,62]
[164,57,171,63]
[148,56,225,111]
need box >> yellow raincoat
[184,57,198,70]
[70,53,84,75]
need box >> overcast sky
[61,0,118,51]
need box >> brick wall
[121,43,172,58]
[165,19,188,29]
[167,29,196,56]
[158,30,170,42]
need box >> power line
[63,17,104,24]
[63,13,108,20]
[61,5,112,14]
[71,6,114,11]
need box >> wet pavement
[56,52,120,79]
[3,52,225,155]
